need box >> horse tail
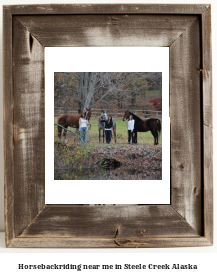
[156,119,161,136]
[57,114,66,139]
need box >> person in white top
[128,115,135,144]
[79,113,89,142]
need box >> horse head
[100,111,108,121]
[85,108,92,121]
[123,110,130,121]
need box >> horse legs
[63,125,68,144]
[113,129,116,143]
[134,131,137,144]
[99,128,104,143]
[152,132,156,145]
[153,132,158,145]
[58,125,62,139]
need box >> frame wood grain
[3,4,213,248]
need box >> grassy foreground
[54,116,162,146]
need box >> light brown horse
[123,110,161,145]
[58,108,91,140]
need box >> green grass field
[54,116,162,146]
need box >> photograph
[54,72,162,180]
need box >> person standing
[128,114,135,144]
[102,116,113,144]
[79,113,89,142]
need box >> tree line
[54,72,162,113]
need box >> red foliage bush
[149,98,162,110]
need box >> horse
[58,108,91,141]
[98,111,107,143]
[98,111,116,143]
[122,110,161,145]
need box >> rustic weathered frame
[4,4,212,248]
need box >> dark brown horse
[122,110,161,145]
[58,108,91,140]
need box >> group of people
[78,112,135,144]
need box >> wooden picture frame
[3,4,213,248]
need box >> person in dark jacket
[101,116,113,143]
